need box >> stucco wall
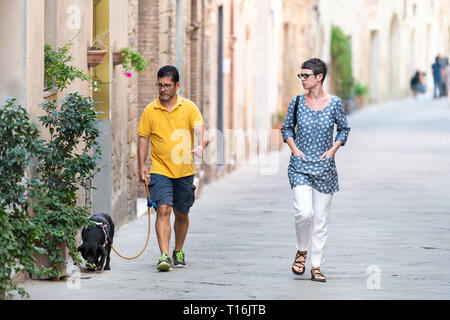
[319,0,450,103]
[110,0,133,226]
[0,0,28,109]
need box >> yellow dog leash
[111,177,152,260]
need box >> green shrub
[34,39,102,279]
[354,81,368,96]
[0,98,43,299]
[33,93,101,278]
[1,38,103,299]
[331,26,354,100]
[45,40,104,91]
[44,42,89,91]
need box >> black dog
[78,213,115,271]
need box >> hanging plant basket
[112,50,124,66]
[87,49,107,68]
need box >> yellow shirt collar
[155,95,183,111]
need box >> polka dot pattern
[281,95,351,194]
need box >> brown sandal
[311,267,326,282]
[292,250,307,275]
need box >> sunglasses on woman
[297,73,317,80]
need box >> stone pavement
[18,97,450,300]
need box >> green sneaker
[172,248,186,268]
[157,252,172,271]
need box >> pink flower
[124,72,132,78]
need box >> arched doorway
[389,15,401,99]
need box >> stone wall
[281,0,321,110]
[136,0,208,196]
[319,0,450,103]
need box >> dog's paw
[104,265,110,271]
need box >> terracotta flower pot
[1,264,5,300]
[87,49,107,68]
[31,241,67,280]
[355,95,365,109]
[112,50,123,66]
[271,122,284,151]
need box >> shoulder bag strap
[293,95,300,132]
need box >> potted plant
[113,47,149,77]
[87,49,107,68]
[32,92,101,279]
[87,30,109,68]
[31,40,102,280]
[354,81,368,108]
[0,98,43,299]
[331,26,354,113]
[45,42,89,90]
[112,49,123,66]
[45,40,104,92]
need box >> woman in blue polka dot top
[281,58,350,282]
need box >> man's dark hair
[301,58,327,83]
[157,65,179,83]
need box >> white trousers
[293,185,333,268]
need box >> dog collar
[94,222,109,248]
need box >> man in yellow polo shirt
[137,65,206,271]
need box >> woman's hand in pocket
[292,148,306,161]
[320,149,336,160]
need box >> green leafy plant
[89,29,110,50]
[0,98,44,299]
[33,92,102,278]
[44,42,89,91]
[119,47,149,75]
[31,39,103,279]
[331,26,354,100]
[45,40,105,91]
[354,81,368,97]
[271,111,285,126]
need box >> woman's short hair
[157,65,180,83]
[301,58,327,83]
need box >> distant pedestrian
[137,65,206,271]
[445,61,450,106]
[410,70,426,96]
[431,56,443,98]
[442,57,449,98]
[281,58,350,282]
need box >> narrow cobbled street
[19,97,450,300]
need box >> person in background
[445,60,450,106]
[431,55,443,99]
[441,56,449,98]
[410,70,427,96]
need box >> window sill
[43,88,58,98]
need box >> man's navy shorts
[148,173,196,214]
